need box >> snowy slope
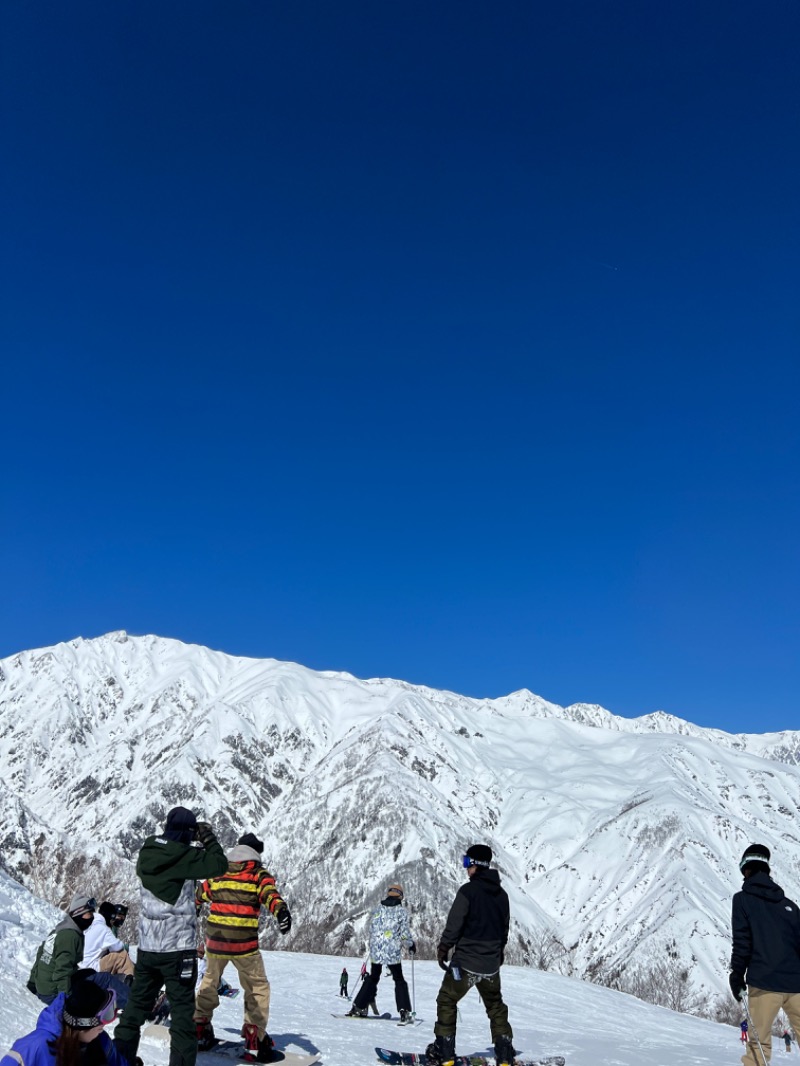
[0,864,745,1066]
[2,631,800,998]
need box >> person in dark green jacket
[114,807,227,1066]
[28,895,97,1003]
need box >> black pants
[114,948,198,1066]
[434,968,512,1042]
[353,963,411,1014]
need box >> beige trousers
[195,952,271,1039]
[99,949,135,978]
[742,988,800,1066]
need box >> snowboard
[142,1025,318,1066]
[201,1042,318,1066]
[375,1049,565,1066]
[332,1012,394,1020]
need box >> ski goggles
[64,989,117,1029]
[462,855,491,869]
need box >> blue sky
[1,2,798,731]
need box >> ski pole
[411,950,415,1015]
[742,991,769,1066]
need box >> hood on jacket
[472,868,504,894]
[744,871,786,904]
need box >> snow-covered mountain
[2,631,800,1000]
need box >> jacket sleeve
[257,869,286,915]
[98,1030,129,1066]
[398,906,412,942]
[52,929,81,993]
[730,893,752,976]
[196,880,212,906]
[440,887,469,949]
[172,838,228,883]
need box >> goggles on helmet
[462,855,490,869]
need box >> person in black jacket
[425,845,515,1066]
[729,842,800,1066]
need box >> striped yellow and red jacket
[197,846,287,957]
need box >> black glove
[437,943,450,971]
[26,979,37,995]
[729,972,746,1002]
[276,905,292,934]
[408,941,416,955]
[195,822,216,848]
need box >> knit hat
[465,844,493,867]
[238,832,264,854]
[739,843,771,874]
[386,884,404,899]
[63,974,116,1029]
[164,806,198,844]
[98,902,116,927]
[68,894,96,917]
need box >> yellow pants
[742,988,800,1065]
[194,951,271,1039]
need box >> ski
[375,1049,565,1066]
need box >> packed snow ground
[0,866,742,1066]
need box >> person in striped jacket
[194,833,291,1061]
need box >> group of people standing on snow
[5,810,516,1066]
[11,817,800,1066]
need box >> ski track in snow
[0,869,742,1066]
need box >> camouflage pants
[434,968,512,1042]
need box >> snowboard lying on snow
[375,1047,565,1066]
[141,1024,319,1066]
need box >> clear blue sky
[2,2,798,731]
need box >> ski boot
[398,1009,414,1025]
[425,1035,455,1066]
[195,1018,216,1051]
[493,1035,517,1066]
[345,1006,368,1017]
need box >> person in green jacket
[113,807,227,1066]
[28,895,98,1003]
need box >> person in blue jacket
[1,971,124,1066]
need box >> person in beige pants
[194,833,292,1063]
[729,843,800,1066]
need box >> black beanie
[63,974,114,1029]
[466,844,493,866]
[238,832,264,854]
[164,806,198,844]
[739,843,771,874]
[98,902,116,927]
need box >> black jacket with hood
[731,871,800,992]
[440,867,509,975]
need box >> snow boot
[425,1035,455,1066]
[242,1024,260,1055]
[195,1018,216,1051]
[493,1036,517,1065]
[256,1033,275,1063]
